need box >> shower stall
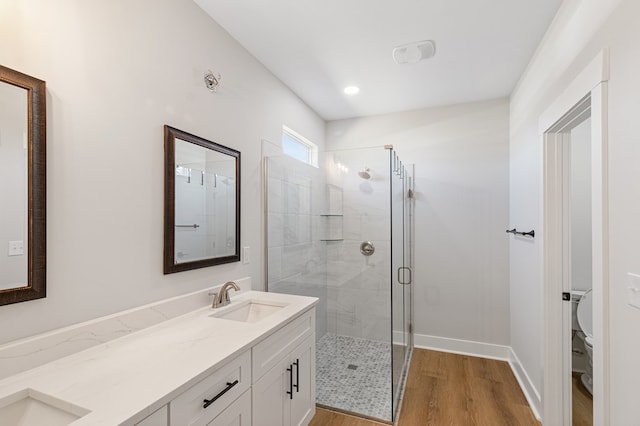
[265,146,414,422]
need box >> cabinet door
[207,389,251,426]
[252,358,290,426]
[290,336,315,426]
[252,310,314,383]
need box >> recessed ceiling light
[343,86,360,95]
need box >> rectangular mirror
[0,65,46,305]
[164,126,240,274]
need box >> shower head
[358,168,371,180]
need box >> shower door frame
[389,149,414,421]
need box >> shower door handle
[398,266,412,285]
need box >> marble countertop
[0,290,318,425]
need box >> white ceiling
[194,0,563,121]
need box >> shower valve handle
[360,241,375,256]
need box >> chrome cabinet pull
[203,379,239,409]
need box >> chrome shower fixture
[358,167,371,180]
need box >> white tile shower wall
[267,155,327,338]
[325,150,391,343]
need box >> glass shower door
[265,146,413,423]
[391,150,413,419]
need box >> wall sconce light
[204,70,222,92]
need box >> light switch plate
[628,273,640,310]
[8,241,24,256]
[243,247,250,264]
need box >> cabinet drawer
[207,388,251,425]
[252,309,314,382]
[171,350,251,426]
[135,404,167,425]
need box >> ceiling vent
[392,40,436,64]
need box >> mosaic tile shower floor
[316,333,392,421]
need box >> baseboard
[508,349,542,421]
[414,334,541,421]
[414,333,511,360]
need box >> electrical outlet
[8,241,24,256]
[243,246,250,264]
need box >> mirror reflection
[174,138,237,262]
[0,81,28,290]
[164,126,240,274]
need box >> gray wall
[326,98,511,347]
[0,0,325,345]
[509,0,640,420]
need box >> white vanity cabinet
[135,308,315,426]
[0,289,319,426]
[207,389,252,426]
[289,337,314,426]
[135,405,168,426]
[252,310,315,426]
[170,350,251,426]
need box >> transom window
[282,126,318,167]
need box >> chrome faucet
[209,281,240,308]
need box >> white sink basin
[210,300,286,323]
[0,389,90,426]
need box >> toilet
[576,289,593,395]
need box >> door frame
[540,49,609,425]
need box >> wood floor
[311,408,388,426]
[572,372,593,426]
[310,349,540,426]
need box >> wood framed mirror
[164,126,240,274]
[0,65,46,306]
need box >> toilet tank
[571,290,585,330]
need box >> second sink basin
[0,389,90,426]
[210,300,286,323]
